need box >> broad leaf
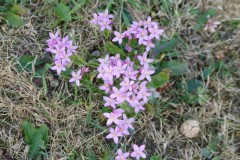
[201,148,211,158]
[104,42,126,58]
[4,12,24,27]
[28,133,43,159]
[187,78,202,93]
[10,4,26,15]
[55,3,72,22]
[21,120,37,144]
[160,60,189,76]
[148,71,170,88]
[38,124,49,143]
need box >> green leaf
[38,124,49,143]
[4,12,24,27]
[203,62,215,79]
[15,55,34,72]
[148,71,170,88]
[119,102,135,117]
[104,41,126,58]
[150,155,160,160]
[208,143,219,152]
[122,9,131,26]
[212,156,220,160]
[151,37,180,57]
[195,8,217,31]
[10,4,26,15]
[187,78,202,93]
[55,3,72,22]
[28,133,44,159]
[21,121,37,144]
[42,63,53,96]
[201,148,211,158]
[71,54,87,66]
[160,60,189,76]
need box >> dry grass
[0,0,240,159]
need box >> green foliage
[55,2,72,22]
[148,71,170,88]
[187,78,202,93]
[151,37,180,57]
[15,55,44,77]
[158,60,189,76]
[71,54,88,67]
[150,155,160,160]
[105,42,126,58]
[21,120,49,159]
[1,3,26,27]
[201,134,226,159]
[42,63,53,96]
[195,8,217,31]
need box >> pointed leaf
[4,12,24,27]
[55,3,72,22]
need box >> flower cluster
[115,145,146,160]
[112,16,164,53]
[90,9,113,32]
[46,31,89,86]
[46,31,78,75]
[97,53,154,159]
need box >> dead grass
[0,0,240,159]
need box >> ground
[0,0,240,160]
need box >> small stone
[180,120,200,138]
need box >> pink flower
[99,81,112,93]
[136,29,148,45]
[69,70,82,86]
[148,25,164,40]
[112,108,125,117]
[51,60,66,75]
[116,124,130,136]
[110,87,126,103]
[137,52,154,66]
[120,114,134,130]
[103,96,118,108]
[142,37,155,52]
[133,101,145,113]
[125,44,132,52]
[98,54,110,65]
[98,18,111,31]
[51,45,65,59]
[103,112,120,125]
[120,77,134,91]
[106,127,122,144]
[113,60,127,78]
[67,41,78,53]
[59,51,72,64]
[139,64,155,81]
[131,144,146,159]
[90,13,98,24]
[112,31,124,44]
[115,149,129,160]
[99,9,114,19]
[137,88,151,103]
[204,17,220,33]
[124,66,138,80]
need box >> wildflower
[69,70,82,86]
[99,81,112,93]
[148,25,164,40]
[137,88,152,103]
[99,9,114,19]
[51,59,66,75]
[204,17,220,33]
[137,52,154,66]
[106,127,122,144]
[59,51,72,64]
[103,112,121,125]
[99,18,112,31]
[67,41,78,53]
[116,124,130,136]
[139,64,155,81]
[112,31,124,44]
[131,144,146,159]
[124,66,138,80]
[142,37,155,52]
[120,114,134,130]
[113,60,127,78]
[103,96,118,108]
[110,87,126,103]
[115,149,129,160]
[120,77,134,91]
[133,102,145,113]
[90,13,99,24]
[112,108,125,117]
